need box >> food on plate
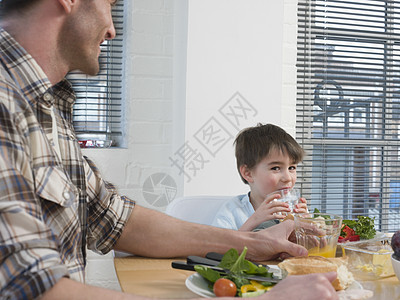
[339,225,360,242]
[194,247,277,297]
[392,230,400,258]
[312,208,376,243]
[339,216,376,242]
[278,256,354,291]
[213,278,237,297]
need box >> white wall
[84,0,297,291]
[182,0,292,196]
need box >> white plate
[185,265,282,298]
[185,273,214,298]
[185,272,370,299]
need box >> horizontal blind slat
[296,0,400,231]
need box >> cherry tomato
[213,278,237,297]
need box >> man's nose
[106,22,116,40]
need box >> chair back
[165,195,233,225]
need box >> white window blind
[297,0,400,232]
[67,2,124,148]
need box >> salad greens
[312,208,331,219]
[194,247,275,297]
[313,208,376,240]
[342,216,376,240]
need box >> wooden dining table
[114,256,198,298]
[114,255,400,299]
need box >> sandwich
[278,256,354,291]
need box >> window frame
[296,0,400,233]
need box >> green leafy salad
[313,208,376,241]
[194,247,276,297]
[341,216,376,240]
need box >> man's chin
[84,66,100,76]
[71,64,100,76]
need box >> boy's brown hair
[235,123,305,184]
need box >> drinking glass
[294,212,342,258]
[269,188,300,215]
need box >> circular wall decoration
[142,173,177,207]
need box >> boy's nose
[281,170,292,182]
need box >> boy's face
[245,148,297,199]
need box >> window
[67,2,124,148]
[296,0,400,232]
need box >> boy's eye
[289,166,297,171]
[271,166,280,171]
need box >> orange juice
[308,245,337,258]
[294,213,342,259]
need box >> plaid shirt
[0,28,135,299]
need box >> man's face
[59,0,116,75]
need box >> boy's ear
[240,165,253,183]
[58,0,77,13]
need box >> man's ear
[58,0,77,13]
[240,165,253,183]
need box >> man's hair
[235,123,305,184]
[0,0,40,15]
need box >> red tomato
[342,225,355,238]
[213,278,237,297]
[339,225,361,243]
[346,234,360,242]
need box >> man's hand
[247,220,308,261]
[262,272,339,300]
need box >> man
[0,0,339,299]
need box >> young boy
[212,123,308,231]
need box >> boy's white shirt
[211,194,255,230]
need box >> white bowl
[392,254,400,281]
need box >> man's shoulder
[0,69,30,110]
[0,64,16,85]
[0,68,34,132]
[0,59,25,92]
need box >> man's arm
[114,205,307,262]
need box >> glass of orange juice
[294,212,342,258]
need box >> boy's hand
[293,197,308,213]
[240,193,291,231]
[259,192,292,218]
